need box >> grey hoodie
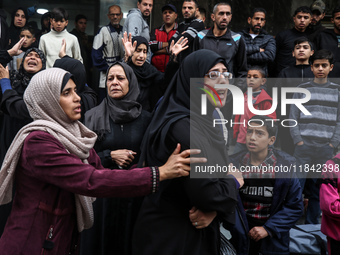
[123,8,150,41]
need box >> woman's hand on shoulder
[158,143,207,181]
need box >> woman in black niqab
[132,49,239,255]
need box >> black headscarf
[53,56,86,93]
[128,36,160,86]
[139,49,228,167]
[85,61,142,139]
[53,56,97,122]
[10,48,46,92]
[8,7,28,48]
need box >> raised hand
[59,39,66,58]
[122,31,137,60]
[7,37,25,57]
[0,64,9,79]
[169,36,189,56]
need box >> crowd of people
[0,0,340,254]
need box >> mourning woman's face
[106,65,130,99]
[203,62,229,108]
[23,51,43,74]
[131,44,147,67]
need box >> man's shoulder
[126,8,142,19]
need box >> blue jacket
[228,149,303,255]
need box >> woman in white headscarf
[0,68,204,255]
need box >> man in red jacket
[149,4,178,72]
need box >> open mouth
[248,142,256,148]
[27,60,37,67]
[74,106,81,113]
[216,90,226,100]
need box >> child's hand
[59,39,66,58]
[248,226,268,241]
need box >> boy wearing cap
[149,4,178,72]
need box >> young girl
[0,68,205,255]
[233,66,276,154]
[320,154,340,255]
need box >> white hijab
[0,68,98,232]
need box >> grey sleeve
[123,13,143,37]
[289,92,303,145]
[330,92,340,148]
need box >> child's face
[311,59,333,79]
[51,18,68,32]
[247,70,266,92]
[292,42,313,61]
[19,30,36,48]
[246,124,275,155]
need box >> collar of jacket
[205,27,231,39]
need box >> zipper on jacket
[121,124,124,132]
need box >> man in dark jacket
[194,2,247,86]
[170,0,204,62]
[229,115,303,255]
[274,6,312,76]
[239,8,276,76]
[308,0,326,41]
[276,37,314,156]
[314,7,340,63]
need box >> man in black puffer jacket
[239,8,276,76]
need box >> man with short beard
[308,0,326,41]
[123,0,153,41]
[194,2,247,83]
[239,8,276,76]
[170,0,205,62]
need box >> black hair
[11,7,29,27]
[213,2,232,14]
[184,0,198,8]
[293,6,312,16]
[332,7,340,17]
[20,26,36,37]
[311,49,334,64]
[51,7,69,21]
[197,7,206,17]
[250,7,266,18]
[293,36,314,51]
[75,14,87,23]
[248,115,277,138]
[248,66,267,78]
